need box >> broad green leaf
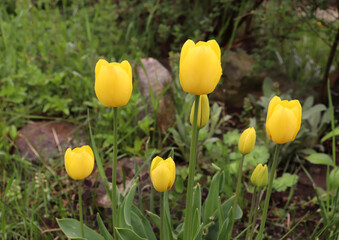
[192,184,201,222]
[192,209,201,239]
[96,213,114,240]
[305,153,334,166]
[57,218,105,240]
[131,205,156,240]
[115,228,147,240]
[118,181,137,228]
[203,172,221,224]
[244,145,269,169]
[193,223,203,240]
[146,211,160,229]
[273,173,299,192]
[321,127,339,142]
[302,104,327,119]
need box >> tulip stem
[249,188,261,240]
[230,154,245,238]
[183,95,200,240]
[112,107,118,233]
[245,186,257,240]
[160,193,164,240]
[256,144,280,240]
[78,180,84,238]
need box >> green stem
[245,186,257,240]
[160,193,164,240]
[249,188,261,240]
[183,95,200,240]
[112,107,118,232]
[230,155,245,238]
[256,144,280,240]
[79,180,84,238]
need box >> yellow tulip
[190,95,210,129]
[64,145,95,180]
[95,59,133,107]
[150,156,176,192]
[266,96,302,144]
[238,127,256,155]
[179,39,222,95]
[251,164,268,188]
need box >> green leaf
[305,153,334,166]
[57,218,105,240]
[131,205,156,240]
[321,127,339,142]
[203,172,221,224]
[273,173,299,192]
[146,211,160,229]
[118,181,137,228]
[175,176,184,193]
[96,213,114,240]
[115,228,147,240]
[244,145,269,169]
[163,191,175,240]
[217,218,230,240]
[302,104,327,119]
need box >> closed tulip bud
[150,156,176,192]
[251,164,268,188]
[190,95,210,129]
[238,127,256,155]
[179,39,222,95]
[266,96,302,144]
[95,59,133,107]
[64,145,95,180]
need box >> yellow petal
[95,59,109,78]
[207,40,221,61]
[180,44,222,95]
[64,146,95,180]
[95,64,133,107]
[151,163,172,192]
[120,60,132,79]
[151,156,164,172]
[266,96,281,122]
[266,105,298,144]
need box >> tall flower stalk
[183,94,200,240]
[112,107,118,231]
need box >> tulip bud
[190,95,210,129]
[150,156,176,192]
[238,127,256,155]
[251,164,268,188]
[64,145,95,180]
[95,59,133,107]
[179,39,222,95]
[266,96,302,144]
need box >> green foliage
[272,173,299,192]
[57,218,105,240]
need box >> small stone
[16,121,87,163]
[137,57,176,132]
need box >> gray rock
[16,121,87,162]
[137,58,176,132]
[213,50,263,109]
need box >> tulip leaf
[302,104,327,120]
[96,213,114,240]
[131,205,156,240]
[193,222,203,240]
[192,209,201,240]
[118,180,137,228]
[115,227,147,240]
[146,211,160,229]
[305,153,334,166]
[192,184,202,223]
[163,191,175,240]
[244,145,269,170]
[273,173,299,192]
[321,127,339,142]
[203,171,222,224]
[57,218,105,240]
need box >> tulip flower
[179,39,222,95]
[94,59,133,107]
[266,96,302,144]
[238,127,256,155]
[190,95,210,129]
[64,145,95,180]
[251,164,268,188]
[150,156,176,192]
